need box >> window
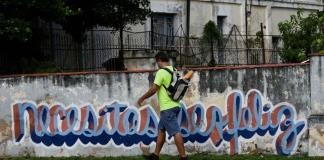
[151,13,175,48]
[272,36,282,49]
[152,13,174,36]
[217,16,226,34]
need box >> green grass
[1,154,324,160]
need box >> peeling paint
[0,119,11,144]
[310,127,324,146]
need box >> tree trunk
[119,28,124,60]
[118,27,126,70]
[77,42,83,71]
[209,40,215,66]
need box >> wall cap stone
[309,53,324,57]
[0,63,309,79]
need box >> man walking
[137,52,188,160]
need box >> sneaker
[143,153,159,160]
[179,156,188,160]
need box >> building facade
[43,0,323,71]
[110,0,322,68]
[133,0,323,48]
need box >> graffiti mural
[11,89,306,156]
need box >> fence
[39,28,282,71]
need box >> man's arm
[137,84,160,106]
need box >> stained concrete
[2,55,324,156]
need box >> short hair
[155,51,169,62]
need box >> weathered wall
[310,55,324,115]
[309,55,324,156]
[0,63,313,157]
[131,0,323,37]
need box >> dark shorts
[158,107,181,136]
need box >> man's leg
[154,129,166,156]
[174,132,186,158]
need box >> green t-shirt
[154,66,180,111]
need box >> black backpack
[161,67,189,101]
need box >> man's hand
[137,84,160,108]
[137,98,145,107]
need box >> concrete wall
[0,62,317,157]
[309,55,324,156]
[310,55,324,115]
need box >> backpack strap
[161,67,173,75]
[161,67,175,90]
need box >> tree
[58,0,151,70]
[202,21,222,66]
[278,10,324,62]
[0,0,72,42]
[0,0,72,73]
[0,0,151,73]
[60,0,150,42]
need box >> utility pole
[260,23,266,64]
[184,0,191,66]
[151,17,154,50]
[245,0,252,64]
[186,0,190,38]
[245,0,249,64]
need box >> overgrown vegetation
[278,10,324,63]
